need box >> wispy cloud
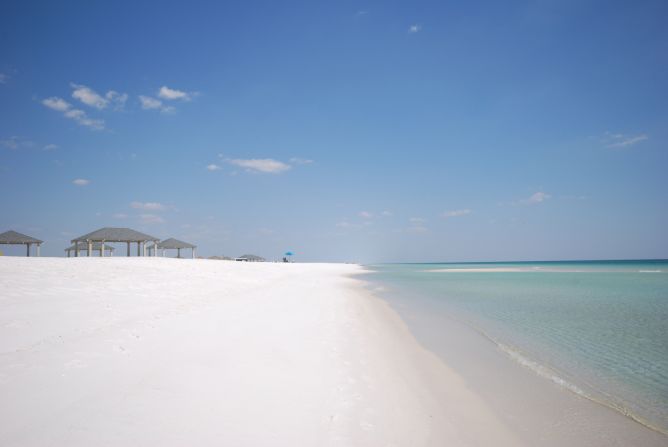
[112,213,128,219]
[42,96,104,130]
[70,83,127,111]
[131,201,166,211]
[43,97,70,112]
[442,209,472,218]
[1,136,33,150]
[289,157,314,165]
[408,217,428,233]
[0,73,9,84]
[359,211,373,219]
[43,144,59,151]
[71,83,108,109]
[206,164,221,171]
[409,24,422,33]
[105,90,128,110]
[139,214,165,224]
[226,158,291,174]
[355,10,368,18]
[139,95,174,113]
[522,192,550,205]
[603,132,648,148]
[158,86,194,101]
[72,178,90,186]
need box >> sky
[1,0,667,262]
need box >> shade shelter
[156,238,196,259]
[71,227,160,257]
[0,230,43,256]
[235,254,265,262]
[65,242,115,257]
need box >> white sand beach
[0,257,520,447]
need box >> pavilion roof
[72,227,159,243]
[0,230,43,244]
[65,242,115,251]
[157,238,196,249]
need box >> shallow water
[364,260,668,434]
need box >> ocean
[364,260,668,435]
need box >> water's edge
[357,264,668,445]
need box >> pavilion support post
[127,242,131,257]
[137,242,141,257]
[177,248,181,259]
[142,242,146,257]
[75,244,79,257]
[87,241,93,257]
[101,242,105,257]
[26,244,30,257]
[192,248,196,259]
[37,244,40,257]
[154,243,158,257]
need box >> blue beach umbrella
[285,251,294,256]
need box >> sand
[0,257,520,447]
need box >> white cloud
[409,24,422,33]
[42,96,104,130]
[359,211,373,219]
[158,86,192,101]
[71,83,108,109]
[524,192,550,205]
[604,132,648,148]
[206,164,221,171]
[42,97,71,112]
[443,209,472,218]
[139,95,163,109]
[131,201,166,211]
[381,210,393,217]
[112,213,128,219]
[0,73,9,84]
[227,158,291,174]
[72,178,90,186]
[43,144,59,151]
[139,214,165,224]
[139,95,174,113]
[106,90,128,110]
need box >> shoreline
[361,268,668,446]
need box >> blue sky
[1,0,667,262]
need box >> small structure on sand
[0,230,43,256]
[71,227,160,257]
[65,242,115,257]
[235,254,265,262]
[152,238,197,259]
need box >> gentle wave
[459,316,668,436]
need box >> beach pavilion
[152,238,197,259]
[65,242,115,257]
[0,230,43,256]
[71,227,160,257]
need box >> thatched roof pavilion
[65,242,115,257]
[71,227,159,257]
[154,238,197,259]
[0,230,43,256]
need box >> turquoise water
[365,260,668,434]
